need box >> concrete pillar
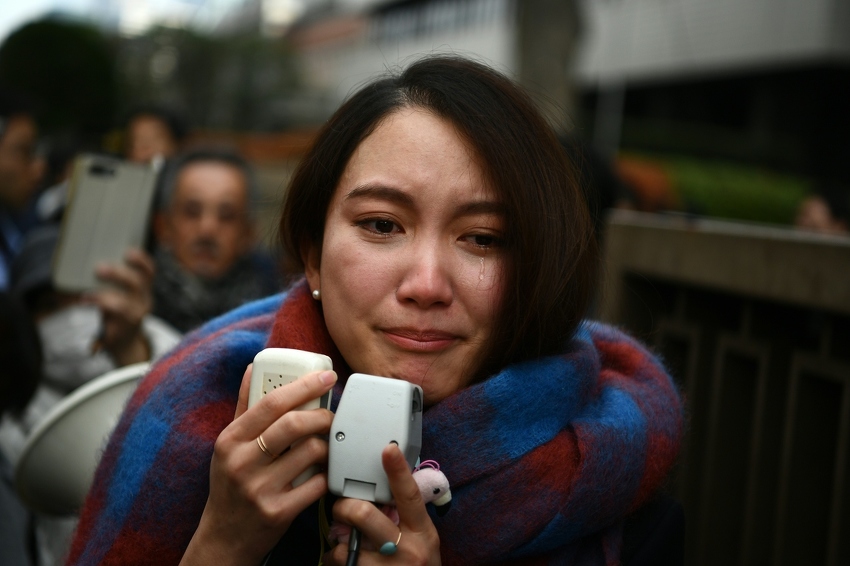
[516,0,581,134]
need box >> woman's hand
[181,365,337,566]
[324,444,441,566]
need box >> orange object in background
[615,155,680,212]
[186,129,317,164]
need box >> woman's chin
[343,345,473,405]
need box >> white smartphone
[248,348,333,485]
[53,154,158,292]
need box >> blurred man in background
[0,89,42,290]
[152,148,279,332]
[124,104,187,165]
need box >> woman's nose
[396,241,453,308]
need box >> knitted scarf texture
[152,248,278,333]
[67,281,682,566]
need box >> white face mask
[37,304,115,390]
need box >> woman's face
[306,107,506,405]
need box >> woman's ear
[303,242,321,291]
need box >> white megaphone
[15,362,148,516]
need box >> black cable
[345,526,362,566]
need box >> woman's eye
[374,219,395,234]
[464,233,501,248]
[356,218,399,235]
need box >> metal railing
[601,210,850,566]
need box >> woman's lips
[382,328,459,352]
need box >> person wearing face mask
[1,225,181,459]
[0,225,181,565]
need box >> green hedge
[634,154,811,225]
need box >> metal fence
[601,210,850,566]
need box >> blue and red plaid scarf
[67,281,682,566]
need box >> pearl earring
[312,289,321,300]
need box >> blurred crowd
[0,87,281,566]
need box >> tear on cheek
[474,258,504,291]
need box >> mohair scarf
[67,281,682,566]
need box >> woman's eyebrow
[345,184,415,207]
[455,200,506,218]
[345,183,504,217]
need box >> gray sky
[0,0,322,44]
[0,0,395,45]
[0,0,78,43]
